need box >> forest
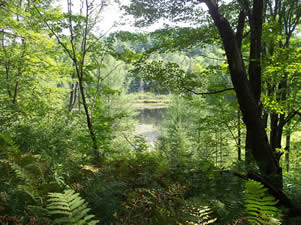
[0,0,300,224]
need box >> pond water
[134,107,167,148]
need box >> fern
[186,206,217,225]
[47,189,99,225]
[245,179,281,225]
[183,198,217,225]
[9,160,44,205]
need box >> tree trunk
[69,81,79,111]
[77,69,100,160]
[237,110,241,161]
[245,129,254,168]
[205,0,282,189]
[285,134,291,172]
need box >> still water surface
[134,107,167,147]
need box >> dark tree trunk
[285,134,291,172]
[248,0,263,103]
[76,65,100,160]
[69,81,79,111]
[237,110,241,161]
[205,0,282,189]
[245,129,254,168]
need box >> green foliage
[245,179,281,225]
[1,0,301,224]
[156,95,239,168]
[47,189,99,225]
[89,151,222,225]
[262,46,301,115]
[183,205,217,225]
[123,1,203,27]
[0,133,61,222]
[82,174,126,224]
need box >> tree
[261,0,301,173]
[34,0,111,160]
[123,0,301,213]
[0,0,68,135]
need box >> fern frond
[9,162,44,204]
[188,206,217,225]
[10,162,34,186]
[183,199,217,225]
[245,179,281,225]
[47,189,99,225]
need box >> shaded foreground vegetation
[1,0,301,224]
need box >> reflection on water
[134,107,167,148]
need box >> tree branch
[224,121,239,146]
[221,170,301,215]
[247,172,301,216]
[238,0,252,23]
[235,10,245,50]
[184,87,234,95]
[122,134,138,151]
[33,5,74,61]
[67,0,77,60]
[0,0,7,7]
[281,107,301,127]
[90,63,123,115]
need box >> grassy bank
[129,92,171,109]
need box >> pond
[134,107,167,148]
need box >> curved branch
[122,134,138,151]
[221,170,301,216]
[184,87,234,95]
[281,107,301,127]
